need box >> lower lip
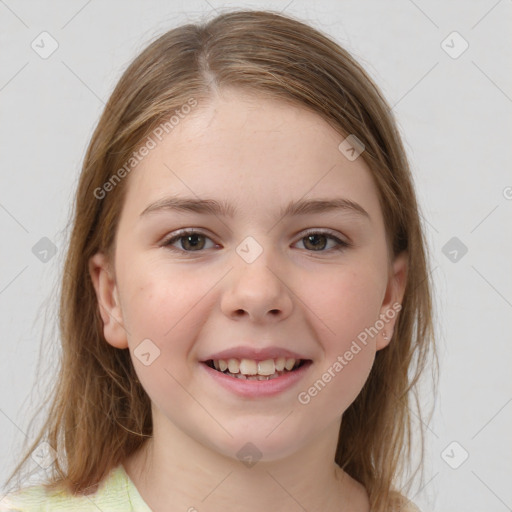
[200,361,312,398]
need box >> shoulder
[388,491,422,512]
[1,483,47,512]
[0,464,147,512]
[398,502,421,512]
[1,483,65,512]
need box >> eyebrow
[139,196,370,221]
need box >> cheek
[292,265,383,413]
[120,262,211,342]
[295,262,384,345]
[119,264,219,383]
[121,272,204,414]
[296,345,375,421]
[115,273,176,379]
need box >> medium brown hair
[4,9,437,511]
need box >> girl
[1,9,436,512]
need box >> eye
[161,230,217,252]
[161,229,351,254]
[295,230,350,252]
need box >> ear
[376,250,408,351]
[88,252,128,349]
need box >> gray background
[1,1,511,510]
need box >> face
[90,89,407,462]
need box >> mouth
[202,357,310,381]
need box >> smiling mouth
[203,358,310,381]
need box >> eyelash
[161,228,351,254]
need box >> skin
[89,88,407,511]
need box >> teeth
[210,357,301,377]
[239,359,258,375]
[284,358,296,371]
[228,358,240,373]
[275,357,286,371]
[257,359,275,376]
[227,372,281,381]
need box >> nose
[220,248,293,323]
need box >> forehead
[120,89,383,226]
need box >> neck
[123,411,369,511]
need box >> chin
[199,420,315,465]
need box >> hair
[4,9,437,511]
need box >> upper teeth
[213,357,298,375]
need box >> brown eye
[303,234,328,251]
[178,233,206,251]
[162,231,216,252]
[296,230,350,252]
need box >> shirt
[1,464,422,511]
[0,464,152,512]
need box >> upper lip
[202,346,311,362]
